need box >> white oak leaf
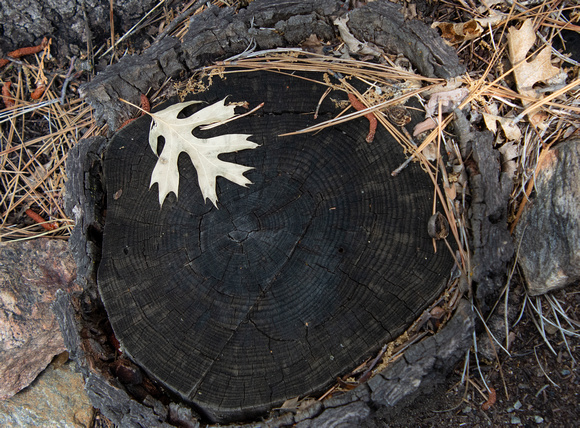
[149,98,258,207]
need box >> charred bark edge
[79,0,465,131]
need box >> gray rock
[515,138,580,295]
[0,360,93,428]
[0,239,81,399]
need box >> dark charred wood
[347,1,465,79]
[453,109,514,306]
[57,2,490,427]
[97,71,454,422]
[80,0,465,131]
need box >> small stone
[0,239,80,399]
[511,415,522,424]
[515,138,580,295]
[561,369,571,376]
[534,415,544,423]
[544,323,559,336]
[518,383,529,390]
[462,405,473,414]
[513,400,522,410]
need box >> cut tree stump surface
[97,71,454,422]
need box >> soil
[366,283,580,428]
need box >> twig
[472,329,491,392]
[222,39,258,62]
[109,0,116,63]
[0,99,60,124]
[60,56,77,105]
[533,346,559,387]
[358,344,388,383]
[314,87,332,119]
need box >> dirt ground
[366,283,580,428]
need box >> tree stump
[56,1,512,426]
[98,71,453,421]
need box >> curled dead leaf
[428,212,449,240]
[507,19,561,123]
[413,117,437,137]
[482,113,522,141]
[433,20,483,44]
[424,88,469,118]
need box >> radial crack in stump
[97,71,454,423]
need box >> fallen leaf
[444,184,457,201]
[280,396,300,409]
[413,117,437,137]
[424,88,469,118]
[414,88,468,136]
[422,141,438,162]
[433,20,483,44]
[301,34,325,55]
[507,20,560,102]
[482,112,498,134]
[498,141,520,179]
[334,16,382,57]
[474,10,506,28]
[480,0,503,8]
[482,113,522,141]
[498,141,520,161]
[148,99,258,207]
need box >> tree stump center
[97,71,454,422]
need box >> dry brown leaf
[482,112,498,134]
[413,117,437,137]
[424,88,469,118]
[433,20,483,44]
[498,141,520,179]
[474,10,507,28]
[280,396,300,409]
[422,142,438,162]
[414,86,469,138]
[301,34,324,55]
[444,184,457,201]
[507,20,560,105]
[482,113,522,141]
[498,141,520,161]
